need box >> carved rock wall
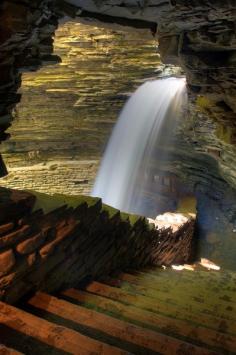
[0,187,195,304]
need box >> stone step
[61,288,236,353]
[0,224,31,250]
[82,281,236,335]
[117,271,236,299]
[116,270,236,303]
[0,301,128,355]
[27,292,216,355]
[0,189,35,225]
[0,344,23,355]
[137,268,236,286]
[0,222,14,237]
[104,273,236,321]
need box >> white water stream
[92,77,187,214]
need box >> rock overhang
[63,0,236,124]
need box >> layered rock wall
[66,0,236,123]
[0,160,99,196]
[0,20,158,190]
[0,0,58,176]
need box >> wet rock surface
[148,212,193,233]
[67,0,236,123]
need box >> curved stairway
[0,267,236,355]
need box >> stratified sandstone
[66,0,236,122]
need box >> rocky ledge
[0,187,195,304]
[148,212,195,233]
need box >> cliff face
[66,0,236,123]
[56,0,236,269]
[0,0,59,176]
[1,0,235,151]
[1,20,159,195]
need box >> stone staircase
[1,267,236,355]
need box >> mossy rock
[177,196,197,215]
[196,95,212,110]
[100,203,148,227]
[29,189,151,229]
[216,123,235,144]
[101,203,120,219]
[29,190,100,214]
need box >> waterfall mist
[92,77,187,215]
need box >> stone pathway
[1,266,236,354]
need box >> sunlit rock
[148,212,194,233]
[199,258,221,271]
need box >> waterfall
[92,77,187,214]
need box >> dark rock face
[0,0,58,175]
[137,147,236,270]
[158,1,236,126]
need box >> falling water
[92,77,187,214]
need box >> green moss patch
[29,190,100,214]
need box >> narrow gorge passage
[1,17,236,269]
[0,1,236,354]
[1,20,159,196]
